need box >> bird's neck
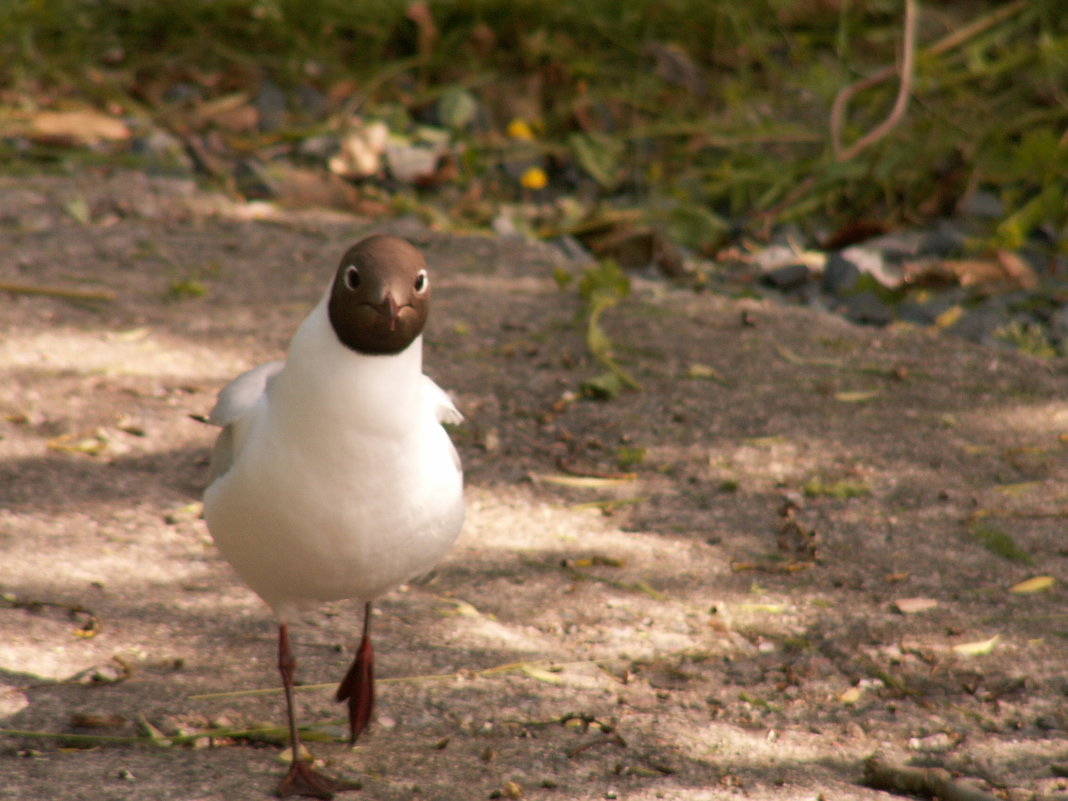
[273,299,426,435]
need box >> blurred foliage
[1,0,1066,249]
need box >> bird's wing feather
[206,360,284,487]
[422,375,463,424]
[207,360,285,427]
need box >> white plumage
[204,295,464,621]
[200,234,464,798]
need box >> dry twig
[832,0,919,161]
[0,281,115,302]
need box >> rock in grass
[840,291,894,326]
[822,252,861,296]
[762,263,810,291]
[255,80,288,133]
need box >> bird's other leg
[276,622,337,800]
[336,601,375,745]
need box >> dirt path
[2,171,1066,801]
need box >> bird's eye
[345,265,360,290]
[414,270,428,293]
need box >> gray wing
[206,360,284,486]
[422,375,463,473]
[422,375,463,425]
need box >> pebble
[959,189,1004,219]
[255,80,288,133]
[822,252,860,295]
[839,291,894,327]
[762,263,810,291]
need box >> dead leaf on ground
[892,597,939,615]
[24,110,130,146]
[1009,575,1054,594]
[952,634,1000,657]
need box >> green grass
[970,523,1033,564]
[1,0,1065,247]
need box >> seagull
[202,235,465,799]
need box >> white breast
[203,300,464,621]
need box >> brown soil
[2,171,1067,801]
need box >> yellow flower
[507,118,536,141]
[520,167,548,190]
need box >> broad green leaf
[436,87,478,130]
[568,132,623,190]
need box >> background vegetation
[1,0,1065,254]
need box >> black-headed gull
[203,235,465,798]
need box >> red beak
[377,293,400,331]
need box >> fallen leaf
[739,603,785,614]
[47,431,108,454]
[685,363,730,385]
[933,305,964,329]
[834,389,881,403]
[26,109,130,145]
[996,250,1039,289]
[952,634,1000,657]
[137,712,173,748]
[437,598,480,617]
[520,664,564,685]
[839,687,863,704]
[892,597,939,615]
[63,194,91,225]
[1009,575,1055,594]
[531,473,635,489]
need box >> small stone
[296,84,328,118]
[233,160,277,200]
[959,189,1004,219]
[839,291,894,326]
[297,134,340,162]
[130,130,194,175]
[921,221,966,257]
[762,263,810,291]
[822,252,860,295]
[945,303,1010,345]
[255,80,288,132]
[551,235,594,263]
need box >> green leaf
[664,204,728,254]
[63,194,91,225]
[971,523,1032,564]
[582,371,625,400]
[568,132,623,190]
[436,87,478,131]
[578,259,630,306]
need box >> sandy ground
[1,171,1067,801]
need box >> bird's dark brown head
[327,235,430,355]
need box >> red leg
[276,623,339,800]
[335,601,375,745]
